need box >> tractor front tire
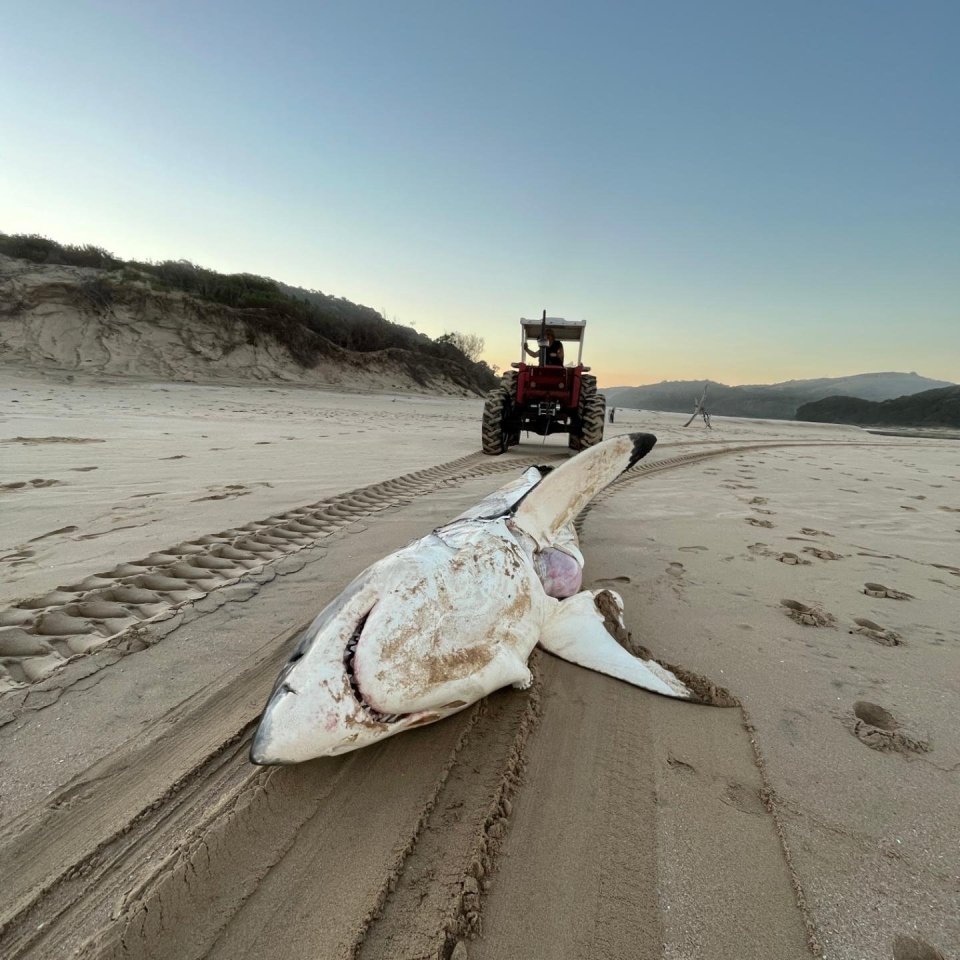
[482,389,511,455]
[580,394,606,449]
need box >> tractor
[481,312,605,455]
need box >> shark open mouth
[343,611,406,724]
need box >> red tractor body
[481,314,606,454]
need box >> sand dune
[0,255,482,394]
[0,370,957,959]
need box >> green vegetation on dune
[0,232,497,392]
[797,386,960,429]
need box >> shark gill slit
[343,610,404,724]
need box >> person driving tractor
[524,328,564,366]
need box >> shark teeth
[342,613,404,725]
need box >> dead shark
[251,432,702,764]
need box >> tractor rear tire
[569,374,599,452]
[580,394,606,449]
[482,389,511,455]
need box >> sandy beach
[1,366,957,960]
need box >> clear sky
[1,1,957,386]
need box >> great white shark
[251,432,709,764]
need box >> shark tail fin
[512,433,656,547]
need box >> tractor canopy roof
[520,317,586,342]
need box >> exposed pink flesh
[534,548,583,599]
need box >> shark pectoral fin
[537,590,695,700]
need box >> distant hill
[797,385,960,428]
[604,372,955,421]
[0,233,497,395]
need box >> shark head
[249,556,444,765]
[249,525,536,764]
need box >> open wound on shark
[251,433,733,765]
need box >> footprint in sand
[938,505,960,513]
[863,582,913,600]
[892,934,948,960]
[850,701,929,754]
[900,505,918,512]
[678,545,708,552]
[160,455,188,460]
[1,479,65,491]
[192,484,253,502]
[777,552,811,566]
[666,754,696,774]
[802,546,844,561]
[780,599,835,627]
[70,466,99,472]
[800,527,833,538]
[719,780,765,816]
[850,618,902,646]
[745,517,774,528]
[595,576,631,587]
[0,548,35,564]
[748,496,768,505]
[666,562,685,577]
[28,526,79,542]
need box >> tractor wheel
[580,394,606,449]
[569,374,599,452]
[482,389,511,455]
